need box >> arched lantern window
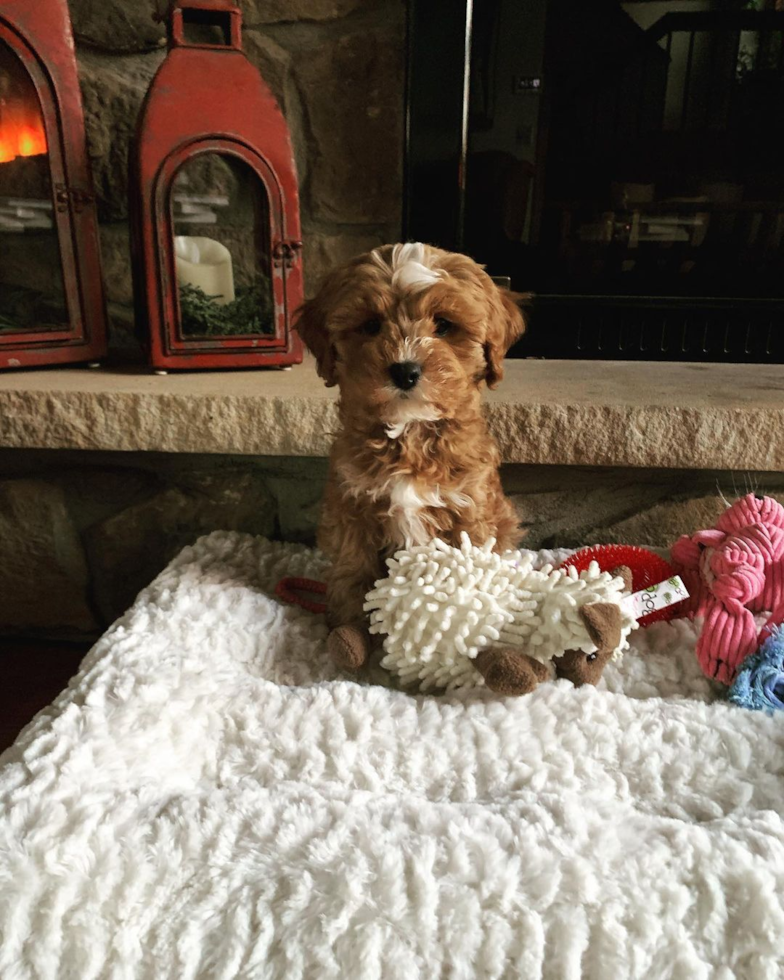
[0,0,106,370]
[131,0,303,372]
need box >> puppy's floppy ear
[295,296,337,387]
[484,289,528,389]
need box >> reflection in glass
[465,0,784,301]
[171,152,274,338]
[0,41,67,333]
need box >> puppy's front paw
[327,624,370,671]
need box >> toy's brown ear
[611,565,633,593]
[295,297,337,387]
[555,602,622,688]
[484,289,528,388]
[580,602,622,652]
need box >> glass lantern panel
[0,41,68,334]
[170,152,275,339]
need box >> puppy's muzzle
[388,361,422,391]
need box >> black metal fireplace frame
[404,0,784,363]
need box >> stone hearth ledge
[0,359,782,470]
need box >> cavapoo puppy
[297,242,526,670]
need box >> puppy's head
[295,243,526,433]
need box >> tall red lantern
[131,0,304,372]
[0,0,107,370]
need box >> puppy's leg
[320,500,382,670]
[493,498,523,553]
[451,471,522,554]
[326,563,380,671]
[487,477,523,552]
[325,537,380,623]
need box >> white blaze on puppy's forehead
[395,312,433,338]
[371,242,443,294]
[396,335,430,363]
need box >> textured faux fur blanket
[1,533,782,980]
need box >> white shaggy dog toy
[362,533,640,694]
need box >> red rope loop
[275,576,327,614]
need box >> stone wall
[2,448,781,640]
[66,0,405,356]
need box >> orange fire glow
[0,97,47,163]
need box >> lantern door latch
[55,183,96,214]
[272,240,303,268]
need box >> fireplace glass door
[406,0,784,361]
[0,40,68,338]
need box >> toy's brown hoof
[327,625,369,671]
[554,648,613,687]
[474,648,547,696]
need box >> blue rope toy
[728,628,784,713]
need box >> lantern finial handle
[162,0,243,51]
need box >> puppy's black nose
[388,361,422,391]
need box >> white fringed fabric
[0,532,782,980]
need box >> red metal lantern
[0,0,107,370]
[131,0,304,372]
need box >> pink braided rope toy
[671,493,784,685]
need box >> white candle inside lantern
[174,235,235,305]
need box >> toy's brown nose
[388,361,421,391]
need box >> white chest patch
[388,479,445,547]
[386,480,472,548]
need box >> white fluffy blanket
[1,533,783,980]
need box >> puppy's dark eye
[434,317,454,337]
[359,318,382,337]
[587,653,598,662]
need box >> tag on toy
[627,576,689,621]
[561,545,687,625]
